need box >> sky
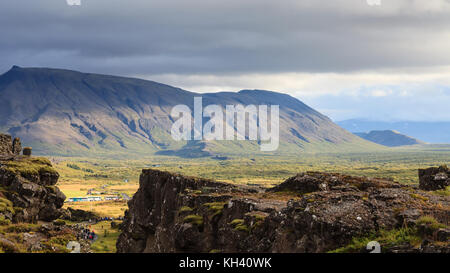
[1,0,450,122]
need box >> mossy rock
[53,219,66,226]
[410,193,428,202]
[4,157,57,179]
[0,237,19,253]
[200,187,216,194]
[45,186,58,194]
[0,215,11,226]
[416,216,447,233]
[229,219,245,227]
[0,198,14,214]
[203,202,226,216]
[179,206,193,213]
[0,197,13,208]
[183,214,203,226]
[329,227,422,253]
[3,223,40,233]
[234,223,250,233]
[433,186,450,197]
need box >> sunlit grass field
[89,221,122,253]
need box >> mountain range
[0,66,379,157]
[337,119,450,144]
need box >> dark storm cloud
[2,0,450,75]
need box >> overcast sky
[1,0,450,121]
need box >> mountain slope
[355,130,424,147]
[0,66,379,157]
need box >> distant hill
[0,66,379,157]
[337,119,450,144]
[354,130,424,147]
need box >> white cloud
[138,66,450,97]
[137,67,450,121]
[370,89,392,97]
[2,0,450,122]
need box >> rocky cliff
[0,134,66,224]
[117,169,450,253]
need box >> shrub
[67,163,81,170]
[416,216,447,230]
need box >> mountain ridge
[337,119,450,144]
[354,130,425,147]
[0,66,380,157]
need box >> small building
[67,197,83,202]
[66,196,102,202]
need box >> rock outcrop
[61,207,101,222]
[12,138,22,155]
[117,169,449,253]
[419,165,450,191]
[0,133,66,223]
[1,134,17,155]
[0,134,22,156]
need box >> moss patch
[179,206,193,213]
[0,215,11,226]
[203,202,226,217]
[229,218,249,233]
[0,197,14,214]
[416,216,447,231]
[234,224,250,233]
[183,214,204,226]
[410,193,429,202]
[3,157,57,178]
[229,219,245,226]
[329,228,423,253]
[433,186,450,197]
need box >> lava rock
[419,166,450,191]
